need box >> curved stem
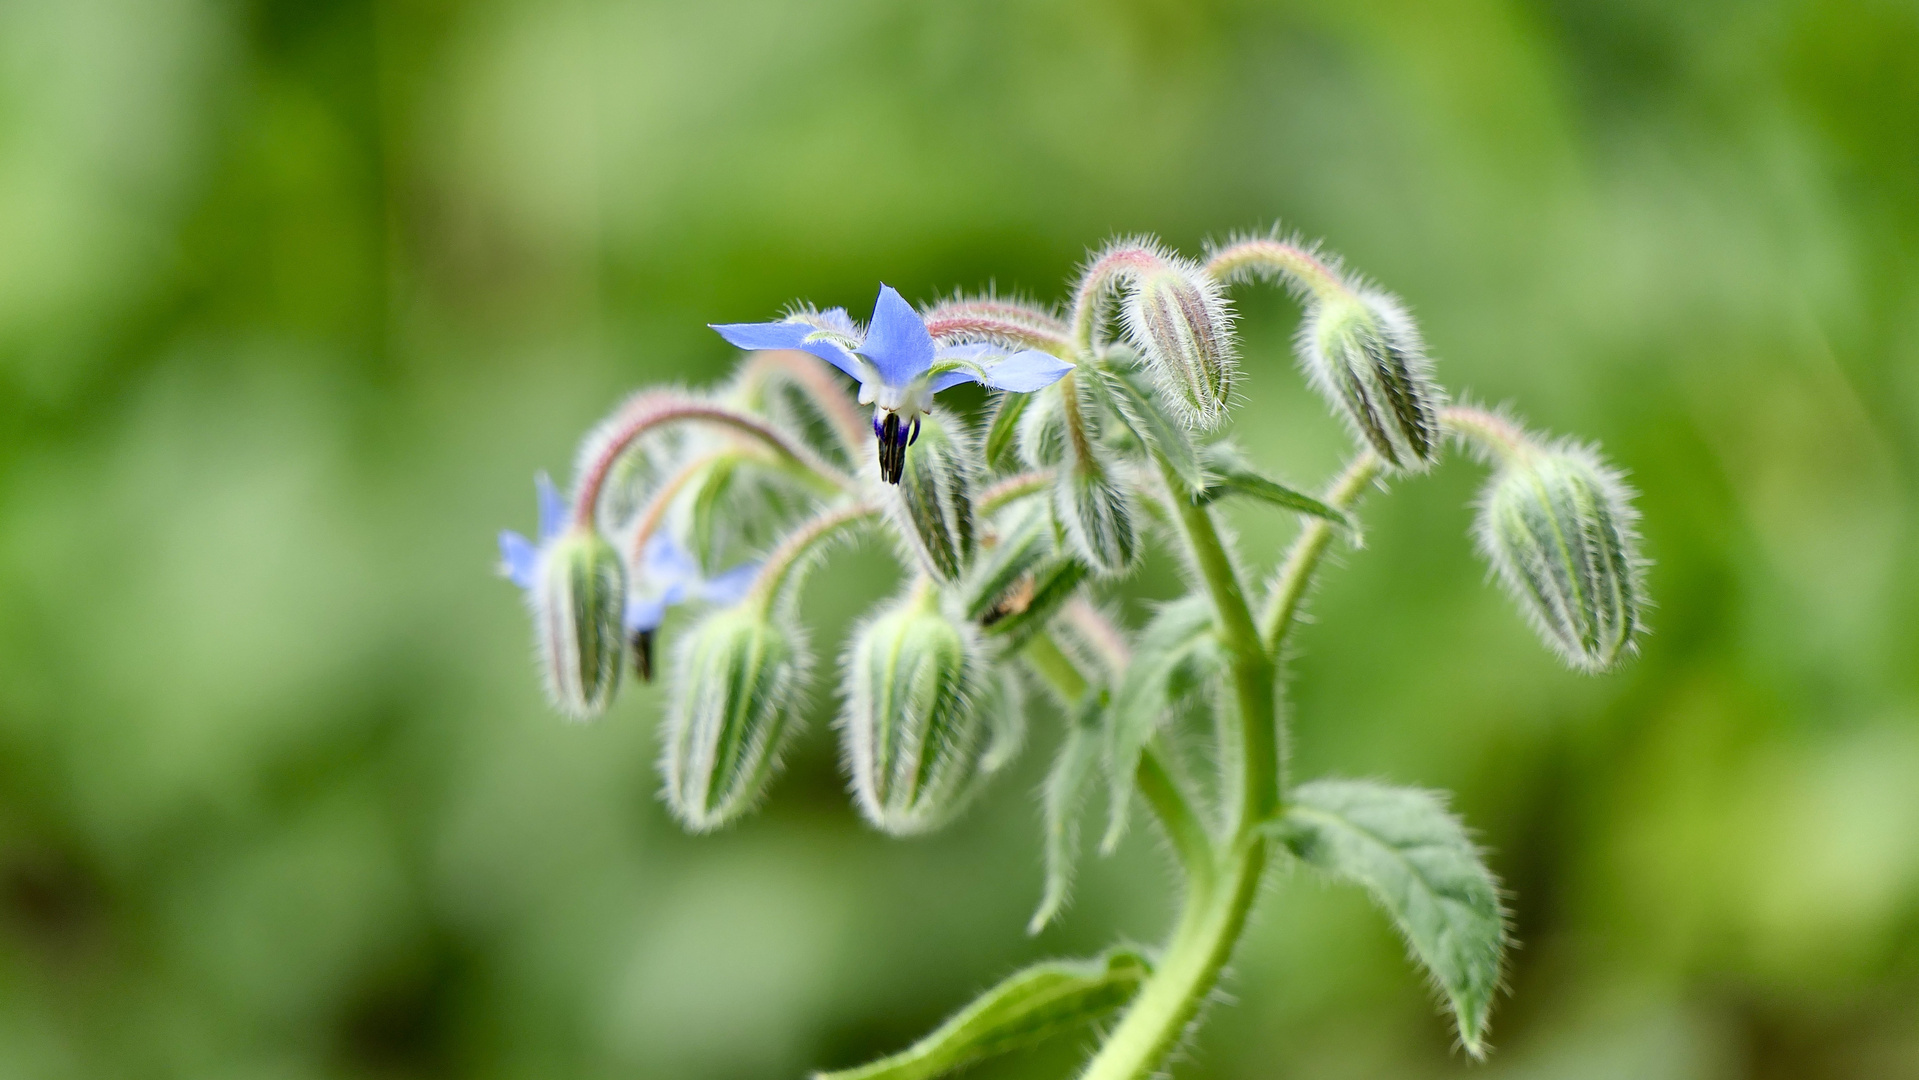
[625,448,736,566]
[746,501,878,615]
[1078,836,1266,1080]
[734,350,868,458]
[1159,461,1275,830]
[572,392,852,526]
[1202,237,1350,303]
[923,314,1074,357]
[1258,452,1383,654]
[1440,404,1530,465]
[1070,244,1167,358]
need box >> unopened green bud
[1300,290,1443,470]
[1121,260,1236,429]
[841,588,989,835]
[1054,458,1136,577]
[1476,443,1645,673]
[890,410,977,583]
[1017,384,1068,470]
[662,608,806,831]
[536,527,626,719]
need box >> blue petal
[980,351,1075,393]
[535,472,567,541]
[711,320,862,380]
[624,594,668,633]
[859,285,936,386]
[928,369,982,393]
[499,530,540,590]
[641,531,702,587]
[699,562,760,606]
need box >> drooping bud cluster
[1474,440,1644,673]
[536,527,627,719]
[663,608,807,830]
[1298,289,1443,471]
[840,587,989,835]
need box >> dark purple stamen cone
[632,628,656,682]
[876,412,912,484]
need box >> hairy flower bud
[1054,458,1137,577]
[1299,290,1443,470]
[663,608,806,831]
[1121,260,1236,428]
[890,410,977,583]
[1476,443,1644,673]
[841,589,989,835]
[536,527,627,719]
[1017,384,1068,470]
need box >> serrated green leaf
[812,948,1151,1080]
[1101,596,1222,852]
[1029,691,1104,934]
[984,389,1033,468]
[1276,779,1508,1057]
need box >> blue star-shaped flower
[498,472,569,591]
[712,284,1074,483]
[498,475,758,681]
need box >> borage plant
[499,231,1646,1078]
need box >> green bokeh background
[3,1,1917,1077]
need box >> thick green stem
[1259,452,1382,654]
[1077,837,1268,1080]
[1160,462,1276,830]
[1069,461,1281,1080]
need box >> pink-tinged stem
[572,392,850,527]
[922,315,1073,358]
[922,298,1069,334]
[735,350,868,458]
[1202,238,1349,302]
[624,449,734,568]
[1070,244,1171,357]
[1440,405,1531,463]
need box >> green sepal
[1092,362,1207,492]
[979,557,1088,650]
[1195,445,1351,527]
[962,505,1051,622]
[1029,689,1105,934]
[983,389,1032,469]
[811,947,1152,1080]
[1101,596,1222,852]
[1274,779,1508,1058]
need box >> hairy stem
[572,392,851,526]
[1072,457,1280,1080]
[1440,404,1530,464]
[746,501,877,615]
[734,349,869,458]
[1259,452,1383,654]
[1202,237,1350,303]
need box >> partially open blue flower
[623,531,759,681]
[498,472,568,590]
[713,285,1074,483]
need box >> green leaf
[983,389,1032,468]
[1101,596,1222,853]
[1093,363,1207,491]
[1195,445,1350,527]
[1276,779,1509,1057]
[1029,691,1104,934]
[812,948,1151,1080]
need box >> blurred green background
[3,0,1917,1077]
